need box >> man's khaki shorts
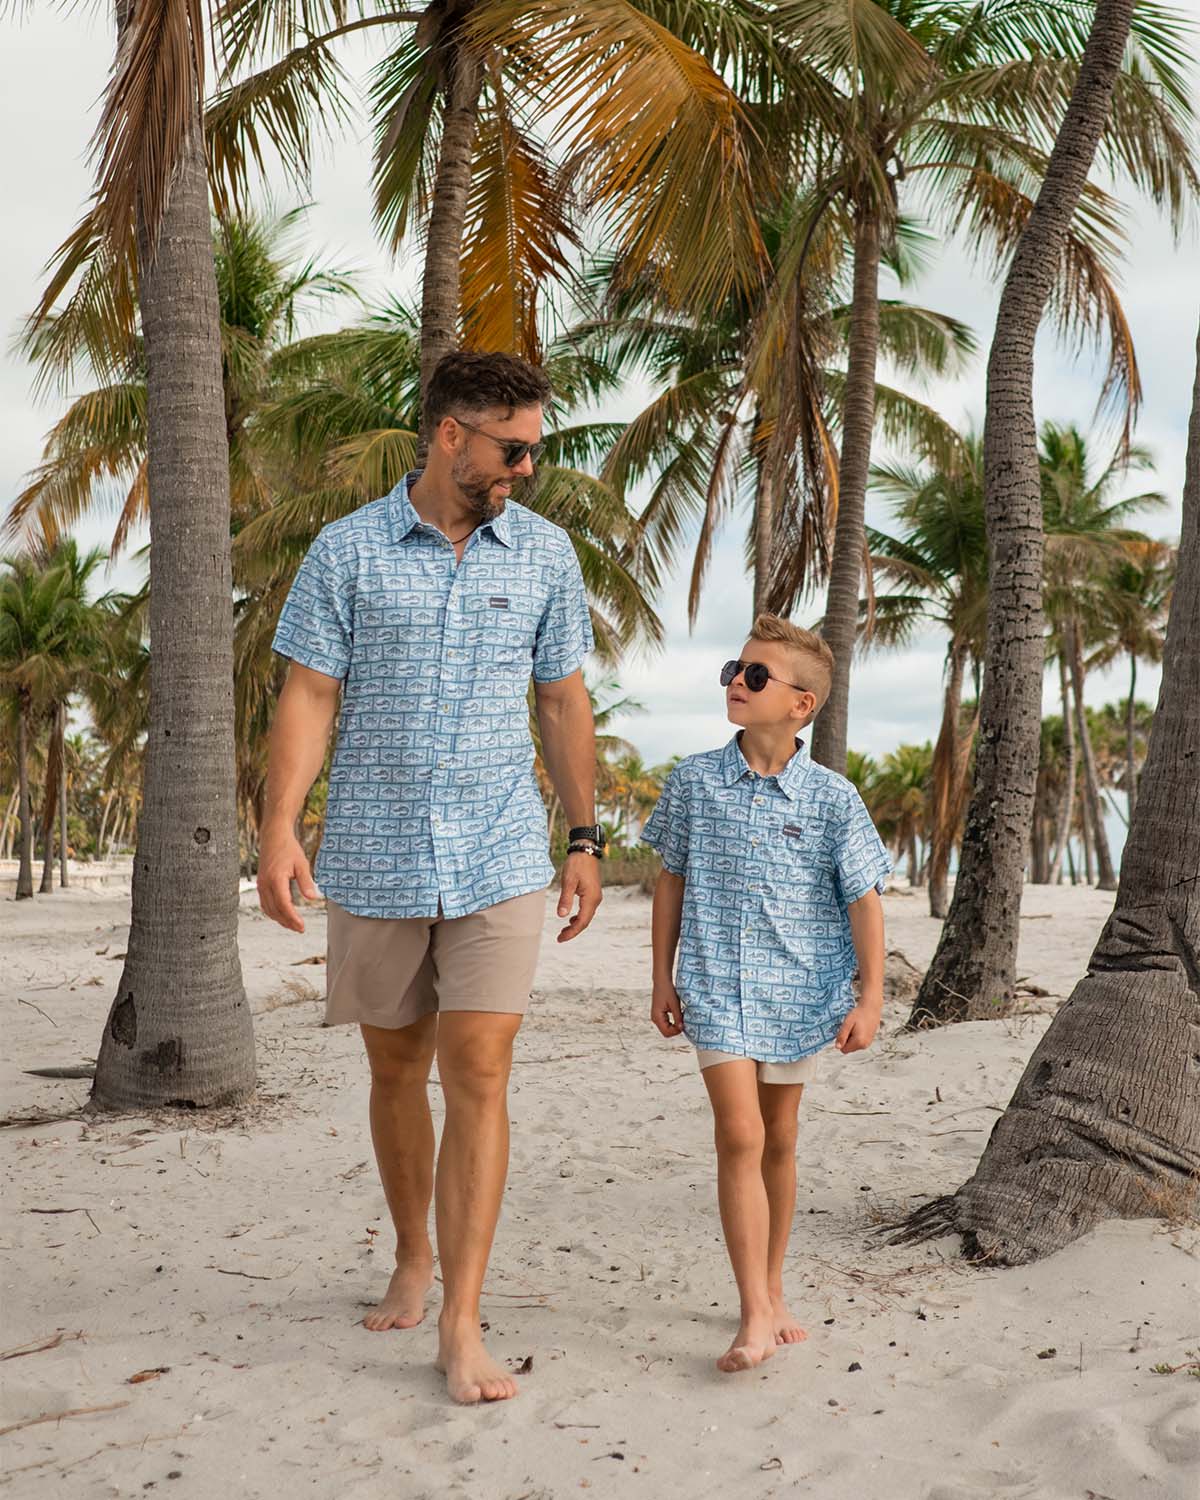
[325,888,547,1030]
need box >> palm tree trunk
[927,642,970,919]
[15,706,34,900]
[909,0,1135,1025]
[39,713,58,895]
[59,709,69,888]
[418,33,483,405]
[1068,618,1117,888]
[752,467,775,618]
[97,787,115,860]
[811,207,881,775]
[1080,782,1094,884]
[1125,651,1138,820]
[1,786,16,859]
[1049,656,1076,884]
[893,318,1200,1264]
[93,14,253,1109]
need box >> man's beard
[451,454,513,522]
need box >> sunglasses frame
[454,417,546,469]
[721,659,812,695]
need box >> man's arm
[650,869,686,1036]
[257,663,342,932]
[835,887,885,1054]
[532,668,602,943]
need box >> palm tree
[909,0,1184,1027]
[1086,546,1174,820]
[760,1,1195,774]
[1041,422,1166,890]
[867,433,988,917]
[893,318,1200,1264]
[578,212,972,625]
[32,0,256,1108]
[215,2,771,397]
[871,742,932,885]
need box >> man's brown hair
[748,612,834,712]
[423,350,553,433]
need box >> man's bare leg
[433,1011,523,1404]
[758,1081,809,1346]
[703,1061,776,1373]
[360,1017,438,1330]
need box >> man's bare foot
[436,1317,519,1404]
[363,1259,434,1332]
[716,1313,777,1373]
[771,1296,809,1346]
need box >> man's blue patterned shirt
[641,734,891,1061]
[272,472,593,918]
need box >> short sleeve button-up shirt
[641,734,891,1061]
[272,472,593,918]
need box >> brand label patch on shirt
[782,824,804,838]
[488,596,510,609]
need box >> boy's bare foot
[363,1258,434,1331]
[771,1297,809,1345]
[436,1317,519,1404]
[716,1313,777,1373]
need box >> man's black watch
[567,824,606,857]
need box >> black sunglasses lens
[744,663,769,691]
[720,660,740,687]
[503,440,545,467]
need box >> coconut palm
[37,0,257,1109]
[1086,546,1174,820]
[893,320,1200,1264]
[757,0,1196,774]
[215,1,772,397]
[910,0,1191,1027]
[1040,422,1166,890]
[867,432,987,917]
[870,742,932,885]
[577,211,973,623]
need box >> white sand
[2,881,1197,1499]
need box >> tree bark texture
[1068,617,1118,888]
[752,468,775,619]
[15,708,34,899]
[93,42,253,1109]
[811,209,881,775]
[909,0,1135,1025]
[895,319,1200,1263]
[418,36,483,407]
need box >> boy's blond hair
[748,613,834,713]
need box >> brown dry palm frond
[467,0,772,315]
[458,68,578,359]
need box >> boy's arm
[650,870,686,1037]
[835,887,885,1054]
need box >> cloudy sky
[3,5,1197,769]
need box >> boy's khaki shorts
[696,1048,821,1085]
[325,888,547,1030]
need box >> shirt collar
[721,732,810,801]
[387,469,513,548]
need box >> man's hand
[834,999,882,1055]
[651,977,684,1037]
[556,851,602,941]
[257,828,320,933]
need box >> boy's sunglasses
[721,659,811,694]
[455,418,545,469]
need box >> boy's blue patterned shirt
[641,734,891,1061]
[272,472,593,918]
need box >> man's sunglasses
[455,418,545,469]
[721,659,811,695]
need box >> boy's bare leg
[758,1081,809,1345]
[702,1060,777,1373]
[434,1011,523,1404]
[360,1017,439,1329]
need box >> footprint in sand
[925,1470,1040,1500]
[1152,1396,1200,1465]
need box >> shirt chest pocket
[460,590,540,664]
[762,815,829,880]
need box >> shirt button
[753,796,764,806]
[750,836,759,846]
[440,704,450,714]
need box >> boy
[641,613,890,1374]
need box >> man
[257,350,604,1405]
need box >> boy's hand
[651,978,685,1037]
[835,999,882,1055]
